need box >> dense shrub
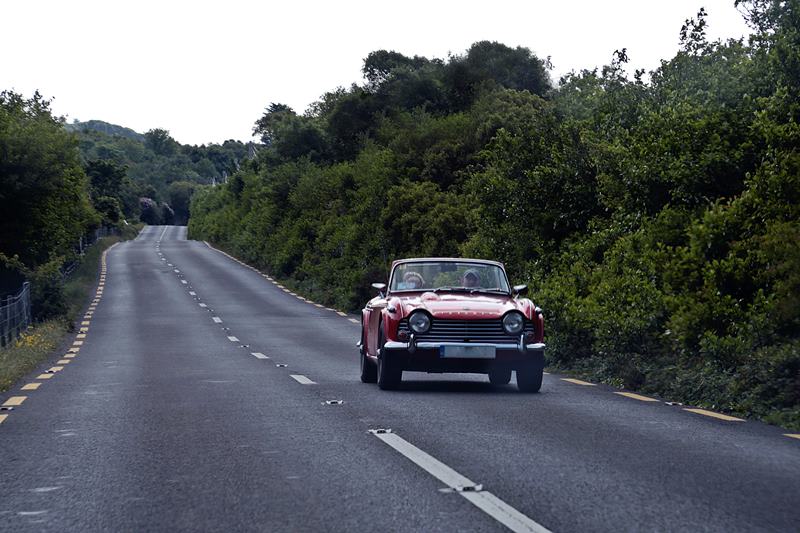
[191,2,800,429]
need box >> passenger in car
[403,271,425,289]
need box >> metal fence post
[22,282,30,330]
[5,295,11,347]
[1,297,6,348]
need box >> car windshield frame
[388,260,511,295]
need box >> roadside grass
[0,320,64,391]
[0,225,141,392]
[63,235,121,325]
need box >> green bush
[189,5,800,429]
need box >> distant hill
[67,120,256,209]
[66,120,144,142]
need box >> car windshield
[390,261,510,293]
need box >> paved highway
[1,225,798,532]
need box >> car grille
[398,318,535,343]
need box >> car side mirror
[512,284,528,297]
[372,282,387,297]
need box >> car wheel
[488,368,512,386]
[377,322,401,390]
[516,356,544,393]
[360,328,377,383]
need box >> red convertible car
[358,258,545,392]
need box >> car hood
[398,292,521,320]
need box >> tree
[168,181,197,225]
[86,159,126,198]
[253,103,295,146]
[253,104,329,163]
[362,50,430,88]
[0,90,97,268]
[144,128,178,156]
[444,41,551,109]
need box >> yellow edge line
[561,378,596,386]
[683,408,744,422]
[614,391,659,402]
[783,434,800,440]
[0,414,7,424]
[21,383,41,391]
[2,396,26,407]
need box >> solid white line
[212,317,223,323]
[373,432,474,487]
[289,374,316,385]
[371,432,550,533]
[227,336,239,342]
[251,352,269,359]
[461,491,550,533]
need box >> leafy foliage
[190,3,800,429]
[0,91,98,268]
[72,120,255,223]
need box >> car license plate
[439,345,496,359]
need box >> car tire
[516,355,544,393]
[377,322,401,390]
[360,328,377,383]
[489,368,512,386]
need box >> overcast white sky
[1,0,752,146]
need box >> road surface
[1,225,798,532]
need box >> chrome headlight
[408,311,431,333]
[502,312,525,334]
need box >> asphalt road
[1,225,798,532]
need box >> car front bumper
[381,340,545,373]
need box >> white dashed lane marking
[227,336,240,342]
[289,374,316,385]
[212,317,223,323]
[370,430,550,533]
[251,352,269,359]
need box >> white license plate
[439,345,496,359]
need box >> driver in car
[403,271,425,289]
[461,269,481,288]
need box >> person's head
[403,271,424,289]
[462,269,480,288]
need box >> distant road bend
[0,225,798,532]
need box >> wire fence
[60,226,119,280]
[0,226,120,349]
[0,282,31,348]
